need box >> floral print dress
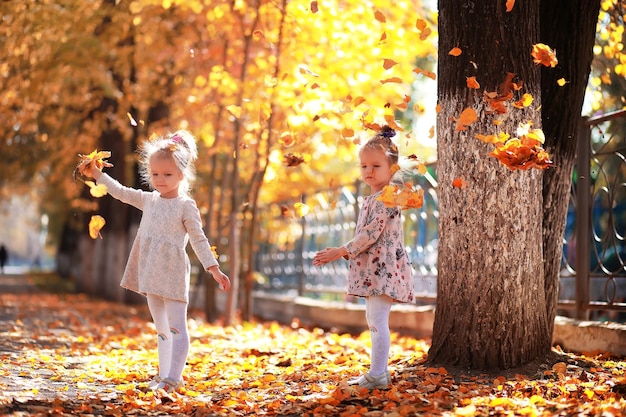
[343,192,414,303]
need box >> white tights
[146,294,190,382]
[365,295,393,377]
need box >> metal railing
[255,111,626,321]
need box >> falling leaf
[377,184,424,210]
[284,153,305,167]
[532,43,558,67]
[374,9,386,23]
[299,66,320,77]
[512,93,534,108]
[280,133,295,147]
[341,128,355,138]
[353,96,366,107]
[310,1,318,13]
[294,202,310,217]
[455,107,477,131]
[84,181,108,198]
[380,77,402,84]
[506,0,515,12]
[448,47,462,57]
[88,215,106,239]
[466,76,480,89]
[280,205,292,218]
[383,59,398,70]
[557,78,568,86]
[476,131,510,144]
[126,112,138,126]
[379,32,387,43]
[253,30,264,41]
[452,178,467,188]
[413,67,436,80]
[211,246,219,258]
[226,105,242,118]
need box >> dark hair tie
[379,125,396,139]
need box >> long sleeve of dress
[344,200,397,258]
[183,200,219,270]
[97,173,145,211]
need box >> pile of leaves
[1,288,625,416]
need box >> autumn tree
[429,0,601,371]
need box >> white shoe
[348,371,391,390]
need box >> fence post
[297,194,307,296]
[575,118,591,321]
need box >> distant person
[313,126,415,390]
[81,130,231,393]
[0,244,7,274]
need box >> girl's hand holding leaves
[75,149,113,179]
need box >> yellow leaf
[226,105,242,118]
[294,202,310,217]
[85,181,108,198]
[89,215,106,240]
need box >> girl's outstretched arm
[312,246,349,266]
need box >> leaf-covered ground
[1,274,625,416]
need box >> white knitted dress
[98,174,218,303]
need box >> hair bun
[380,125,396,139]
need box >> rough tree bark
[540,1,601,329]
[429,0,550,370]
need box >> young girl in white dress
[313,125,414,390]
[86,130,230,393]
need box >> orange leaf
[310,1,318,13]
[353,96,366,107]
[466,76,480,89]
[448,47,462,57]
[413,67,436,80]
[452,178,467,188]
[377,184,424,210]
[76,150,114,178]
[341,128,355,138]
[253,30,264,41]
[455,107,477,131]
[380,77,402,84]
[506,0,515,12]
[89,215,106,239]
[374,9,386,23]
[532,43,558,67]
[382,59,398,70]
[512,93,533,108]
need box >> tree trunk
[429,0,550,371]
[540,1,601,330]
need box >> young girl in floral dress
[85,130,230,393]
[313,125,414,390]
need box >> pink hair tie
[171,134,183,143]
